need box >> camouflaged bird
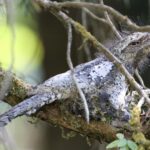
[0,32,150,126]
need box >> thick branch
[0,70,116,142]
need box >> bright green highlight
[0,23,44,74]
[106,133,138,150]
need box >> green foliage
[106,133,138,150]
[127,140,138,150]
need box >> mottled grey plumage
[0,32,150,126]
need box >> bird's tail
[0,93,55,127]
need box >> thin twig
[83,8,110,27]
[66,23,90,123]
[81,8,92,61]
[77,38,88,51]
[50,1,150,32]
[99,0,122,40]
[135,69,146,88]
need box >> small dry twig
[66,23,90,123]
[135,69,146,88]
[81,8,92,61]
[83,8,110,27]
[53,1,150,32]
[99,0,122,40]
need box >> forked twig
[99,0,122,39]
[52,1,150,32]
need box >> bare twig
[77,38,89,51]
[49,1,150,32]
[83,8,110,27]
[135,69,146,88]
[99,0,122,40]
[81,8,92,61]
[66,23,90,123]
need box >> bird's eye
[130,41,140,45]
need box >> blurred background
[0,0,149,150]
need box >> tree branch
[36,0,150,105]
[0,0,150,143]
[40,1,150,32]
[0,69,116,142]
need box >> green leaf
[120,146,129,150]
[106,140,119,149]
[116,133,124,139]
[127,140,138,150]
[118,139,127,147]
